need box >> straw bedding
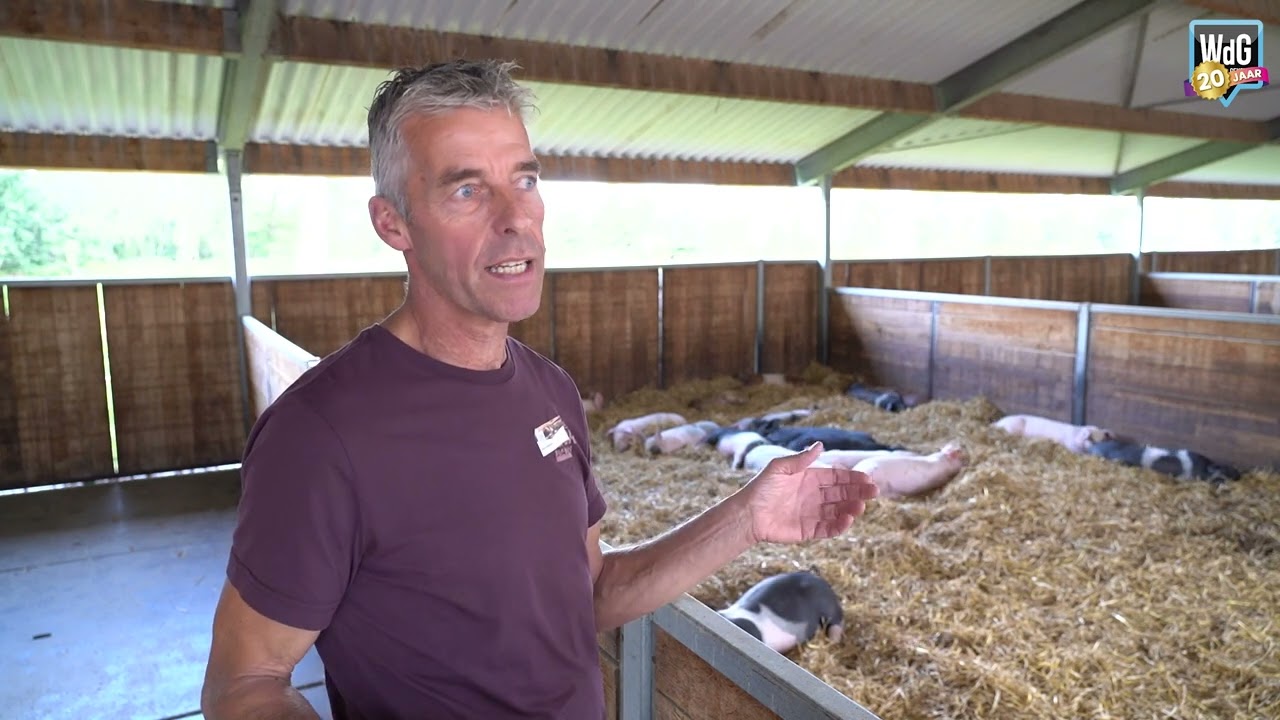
[586,365,1280,720]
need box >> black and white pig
[1087,438,1242,484]
[763,425,903,453]
[717,571,845,654]
[845,382,920,413]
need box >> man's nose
[494,188,536,234]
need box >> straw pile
[586,365,1280,720]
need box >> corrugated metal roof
[251,61,882,163]
[1002,17,1140,106]
[859,126,1124,177]
[886,117,1035,153]
[0,37,222,139]
[1171,146,1280,184]
[282,0,1084,83]
[1117,134,1210,174]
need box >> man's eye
[456,185,476,198]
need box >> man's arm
[587,487,753,632]
[587,443,875,632]
[201,580,323,720]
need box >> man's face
[373,106,546,326]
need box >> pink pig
[852,443,968,499]
[993,414,1114,453]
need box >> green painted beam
[793,113,933,186]
[793,0,1159,185]
[935,0,1159,112]
[1111,114,1280,194]
[216,0,280,151]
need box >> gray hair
[367,59,538,220]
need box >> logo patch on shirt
[534,415,571,457]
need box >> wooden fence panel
[828,292,932,398]
[761,262,818,375]
[1085,310,1280,471]
[990,254,1132,303]
[1256,281,1280,314]
[0,286,114,488]
[653,628,779,720]
[1144,249,1276,275]
[553,270,659,401]
[103,282,246,476]
[932,301,1078,421]
[1139,275,1254,313]
[661,265,757,386]
[268,275,406,357]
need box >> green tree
[0,172,73,275]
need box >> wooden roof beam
[0,0,225,55]
[794,0,1162,185]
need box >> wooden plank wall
[662,265,758,386]
[1139,275,1256,313]
[989,254,1132,303]
[932,302,1078,421]
[102,282,247,476]
[1144,248,1278,274]
[828,288,1280,471]
[835,257,984,294]
[1085,310,1280,471]
[760,262,819,375]
[828,294,932,399]
[598,629,619,720]
[554,269,661,400]
[257,275,407,357]
[0,286,114,489]
[654,628,780,720]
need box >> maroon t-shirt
[226,324,608,719]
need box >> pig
[729,408,814,432]
[852,443,968,499]
[1086,438,1242,484]
[644,420,721,455]
[706,429,771,461]
[606,412,687,452]
[732,442,819,472]
[993,414,1114,454]
[580,391,605,414]
[764,426,904,453]
[846,382,908,413]
[717,571,845,654]
[816,448,922,470]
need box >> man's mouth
[487,260,530,275]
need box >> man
[201,59,878,720]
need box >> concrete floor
[0,470,332,720]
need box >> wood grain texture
[653,629,780,720]
[828,293,932,398]
[761,262,818,375]
[102,282,245,475]
[0,286,113,488]
[989,254,1132,303]
[553,270,660,401]
[932,302,1077,421]
[661,265,757,386]
[269,276,406,357]
[1084,311,1280,471]
[601,653,619,720]
[1139,276,1254,313]
[509,275,554,360]
[1144,249,1276,275]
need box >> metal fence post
[618,614,654,720]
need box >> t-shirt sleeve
[226,397,361,632]
[552,365,608,529]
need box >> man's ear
[369,196,413,252]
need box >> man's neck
[383,299,509,372]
